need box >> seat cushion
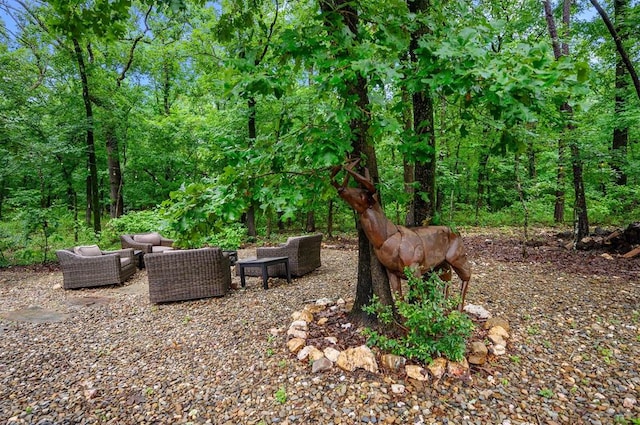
[133,233,161,245]
[153,246,174,253]
[120,257,132,267]
[74,245,102,257]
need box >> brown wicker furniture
[145,247,231,303]
[239,234,322,278]
[56,246,137,289]
[237,257,291,289]
[120,232,174,254]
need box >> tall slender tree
[612,0,629,185]
[543,0,589,241]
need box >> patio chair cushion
[74,245,102,257]
[153,245,174,253]
[133,233,161,245]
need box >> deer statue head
[330,159,379,214]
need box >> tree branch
[589,0,640,100]
[117,5,153,87]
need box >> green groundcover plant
[363,269,474,363]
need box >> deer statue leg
[459,279,470,312]
[387,270,402,299]
[445,237,472,312]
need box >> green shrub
[203,222,247,250]
[102,210,170,246]
[363,269,474,363]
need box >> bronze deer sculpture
[331,160,471,310]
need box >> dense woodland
[0,0,639,266]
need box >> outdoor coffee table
[133,250,145,269]
[237,257,291,289]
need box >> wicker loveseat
[56,246,137,289]
[145,247,231,303]
[120,232,174,253]
[239,234,322,278]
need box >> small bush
[363,269,474,363]
[203,222,247,250]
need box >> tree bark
[612,0,629,185]
[408,0,436,226]
[73,38,100,233]
[319,0,393,323]
[401,84,415,226]
[305,211,316,232]
[475,149,489,225]
[105,125,124,218]
[246,96,258,238]
[326,199,334,238]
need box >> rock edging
[283,298,511,384]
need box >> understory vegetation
[363,271,475,363]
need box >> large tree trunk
[73,38,100,233]
[612,0,629,185]
[408,0,436,226]
[348,74,394,321]
[319,0,393,324]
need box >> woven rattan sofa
[120,232,174,253]
[239,233,322,278]
[56,246,137,289]
[145,247,231,303]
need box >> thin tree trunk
[305,211,316,232]
[246,96,258,238]
[162,56,172,115]
[0,178,4,219]
[106,125,124,218]
[401,85,416,227]
[73,38,100,233]
[475,150,489,225]
[612,0,629,185]
[327,199,334,238]
[554,139,566,223]
[543,0,589,242]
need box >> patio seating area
[55,233,322,303]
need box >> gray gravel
[1,235,639,424]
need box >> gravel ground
[1,229,639,425]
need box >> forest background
[0,0,638,267]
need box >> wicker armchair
[56,246,137,289]
[239,234,322,278]
[145,247,231,303]
[120,232,174,253]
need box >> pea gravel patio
[1,230,639,424]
